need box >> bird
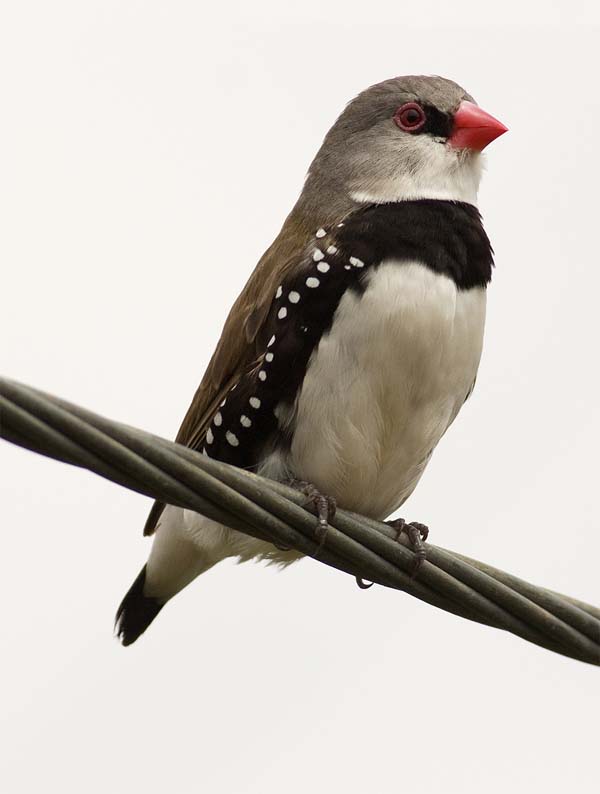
[115,74,507,645]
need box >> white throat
[350,148,483,207]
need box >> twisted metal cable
[0,376,598,666]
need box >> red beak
[448,101,508,151]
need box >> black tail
[115,566,164,646]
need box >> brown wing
[143,211,311,535]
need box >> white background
[1,2,599,792]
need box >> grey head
[297,75,502,224]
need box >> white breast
[286,261,487,519]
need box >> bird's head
[303,75,507,214]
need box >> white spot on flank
[206,428,214,444]
[306,277,320,288]
[337,222,344,227]
[344,265,351,270]
[267,335,276,347]
[226,431,239,447]
[265,352,274,362]
[240,415,252,428]
[249,396,261,409]
[220,399,227,407]
[278,307,288,319]
[327,245,337,254]
[288,291,300,303]
[214,412,222,426]
[312,249,325,261]
[259,370,267,381]
[276,285,283,299]
[317,262,330,273]
[316,228,326,238]
[350,256,364,268]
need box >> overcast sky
[1,2,599,793]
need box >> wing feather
[143,212,310,535]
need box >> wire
[1,376,598,665]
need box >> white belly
[150,261,487,585]
[287,261,487,519]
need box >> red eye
[393,102,426,132]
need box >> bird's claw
[386,518,429,577]
[287,479,336,549]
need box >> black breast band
[201,200,493,470]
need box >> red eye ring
[393,102,426,132]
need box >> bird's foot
[287,479,337,548]
[386,518,429,577]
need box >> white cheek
[350,142,483,206]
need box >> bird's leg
[286,479,337,549]
[386,518,429,577]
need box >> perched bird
[115,74,507,645]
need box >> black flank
[200,200,493,471]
